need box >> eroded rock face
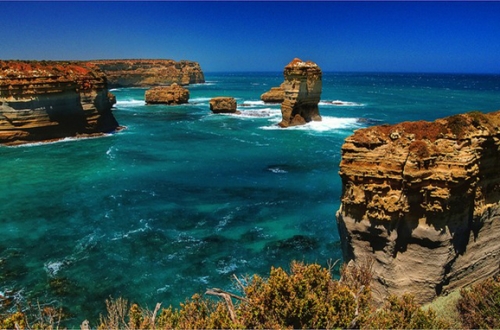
[279,58,322,127]
[209,97,240,114]
[261,83,285,103]
[336,111,500,305]
[88,59,205,87]
[145,83,189,105]
[0,60,119,145]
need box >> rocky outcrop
[336,110,500,305]
[279,58,322,127]
[88,59,205,87]
[261,83,285,103]
[145,83,189,105]
[209,97,240,114]
[0,60,120,145]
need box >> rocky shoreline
[0,59,205,145]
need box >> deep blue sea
[1,72,499,324]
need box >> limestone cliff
[279,58,322,127]
[89,59,205,87]
[0,60,119,145]
[336,110,500,305]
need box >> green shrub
[363,294,450,329]
[237,261,370,329]
[457,275,500,329]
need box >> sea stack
[145,83,190,105]
[336,110,500,305]
[209,97,240,114]
[279,58,322,128]
[0,60,119,145]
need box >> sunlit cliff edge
[337,110,500,305]
[0,60,119,145]
[89,59,205,87]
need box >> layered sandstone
[261,83,285,103]
[209,97,240,114]
[336,110,500,305]
[88,59,205,87]
[0,60,119,145]
[279,58,322,127]
[145,84,189,105]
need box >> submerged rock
[279,58,322,128]
[336,110,500,305]
[209,97,240,114]
[145,83,189,105]
[0,60,120,145]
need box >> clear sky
[1,1,499,73]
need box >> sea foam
[260,116,360,132]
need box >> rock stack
[336,110,500,305]
[278,58,322,127]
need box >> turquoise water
[1,72,499,324]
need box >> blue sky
[1,1,499,73]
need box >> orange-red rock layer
[0,60,119,145]
[336,110,500,305]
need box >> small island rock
[209,97,240,114]
[145,83,189,105]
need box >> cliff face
[336,111,500,305]
[0,60,119,145]
[279,58,322,128]
[89,59,205,87]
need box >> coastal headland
[0,59,205,145]
[0,60,119,145]
[337,110,500,305]
[88,59,205,88]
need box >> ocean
[1,72,499,324]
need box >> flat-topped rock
[87,59,205,87]
[145,83,189,105]
[209,97,240,114]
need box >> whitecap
[115,99,144,107]
[189,97,212,104]
[236,108,281,118]
[319,100,365,107]
[241,100,266,107]
[157,284,171,293]
[9,134,113,148]
[267,167,288,174]
[260,116,360,132]
[44,260,71,277]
